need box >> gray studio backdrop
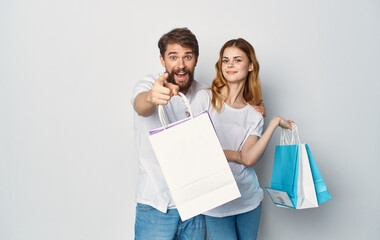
[1,0,379,239]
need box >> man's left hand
[254,101,266,117]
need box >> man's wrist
[146,90,156,106]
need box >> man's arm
[133,73,179,117]
[133,91,161,117]
[253,101,266,117]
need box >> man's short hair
[158,27,199,57]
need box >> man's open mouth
[175,73,187,80]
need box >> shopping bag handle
[157,92,194,129]
[280,123,301,145]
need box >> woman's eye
[222,60,228,63]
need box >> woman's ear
[248,62,254,72]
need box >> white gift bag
[285,125,318,209]
[297,144,319,209]
[149,93,241,220]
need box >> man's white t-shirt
[191,89,264,217]
[131,73,206,213]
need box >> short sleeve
[247,115,264,137]
[130,73,159,106]
[190,89,211,115]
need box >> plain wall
[1,0,379,239]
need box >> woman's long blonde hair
[210,38,262,112]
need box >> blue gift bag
[305,144,332,204]
[266,124,331,209]
[269,144,299,208]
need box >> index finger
[156,72,169,86]
[165,82,179,96]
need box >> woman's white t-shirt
[191,89,264,217]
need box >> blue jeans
[205,203,262,240]
[134,203,206,240]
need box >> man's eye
[185,56,192,60]
[170,56,177,60]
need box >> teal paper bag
[305,144,332,204]
[269,144,299,208]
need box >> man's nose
[177,58,185,68]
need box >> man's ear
[160,55,166,68]
[195,56,199,66]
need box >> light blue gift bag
[268,144,299,208]
[305,144,332,205]
[265,124,331,209]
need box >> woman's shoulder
[246,104,264,121]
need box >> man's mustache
[168,67,191,80]
[165,67,194,92]
[166,67,190,84]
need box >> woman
[191,38,293,240]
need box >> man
[131,28,265,239]
[132,28,207,239]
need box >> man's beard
[166,67,194,92]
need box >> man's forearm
[133,91,156,117]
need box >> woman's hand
[223,150,242,164]
[272,116,294,129]
[280,119,294,129]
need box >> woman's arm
[223,150,242,164]
[240,116,293,167]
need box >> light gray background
[1,0,379,239]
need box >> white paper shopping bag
[297,143,318,209]
[149,93,241,220]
